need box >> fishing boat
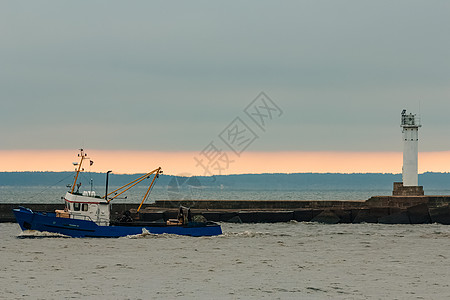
[13,149,222,237]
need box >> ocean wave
[125,228,156,239]
[219,230,275,238]
[124,228,182,239]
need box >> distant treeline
[0,172,449,190]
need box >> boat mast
[71,149,88,194]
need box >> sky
[0,1,449,174]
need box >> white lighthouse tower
[393,109,424,196]
[401,110,421,186]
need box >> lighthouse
[393,109,424,196]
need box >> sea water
[1,222,450,299]
[1,187,450,299]
[3,185,450,204]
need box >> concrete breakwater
[144,196,450,224]
[1,196,450,224]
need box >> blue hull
[13,207,222,238]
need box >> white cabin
[61,192,111,226]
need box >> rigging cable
[28,173,74,201]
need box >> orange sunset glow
[1,150,449,175]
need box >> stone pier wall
[1,196,449,224]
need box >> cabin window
[74,202,80,211]
[82,203,88,211]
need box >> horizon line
[2,170,450,176]
[0,150,449,174]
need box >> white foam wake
[18,230,70,238]
[125,228,154,239]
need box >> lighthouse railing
[401,114,421,127]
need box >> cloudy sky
[1,1,449,174]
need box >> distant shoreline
[1,172,449,190]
